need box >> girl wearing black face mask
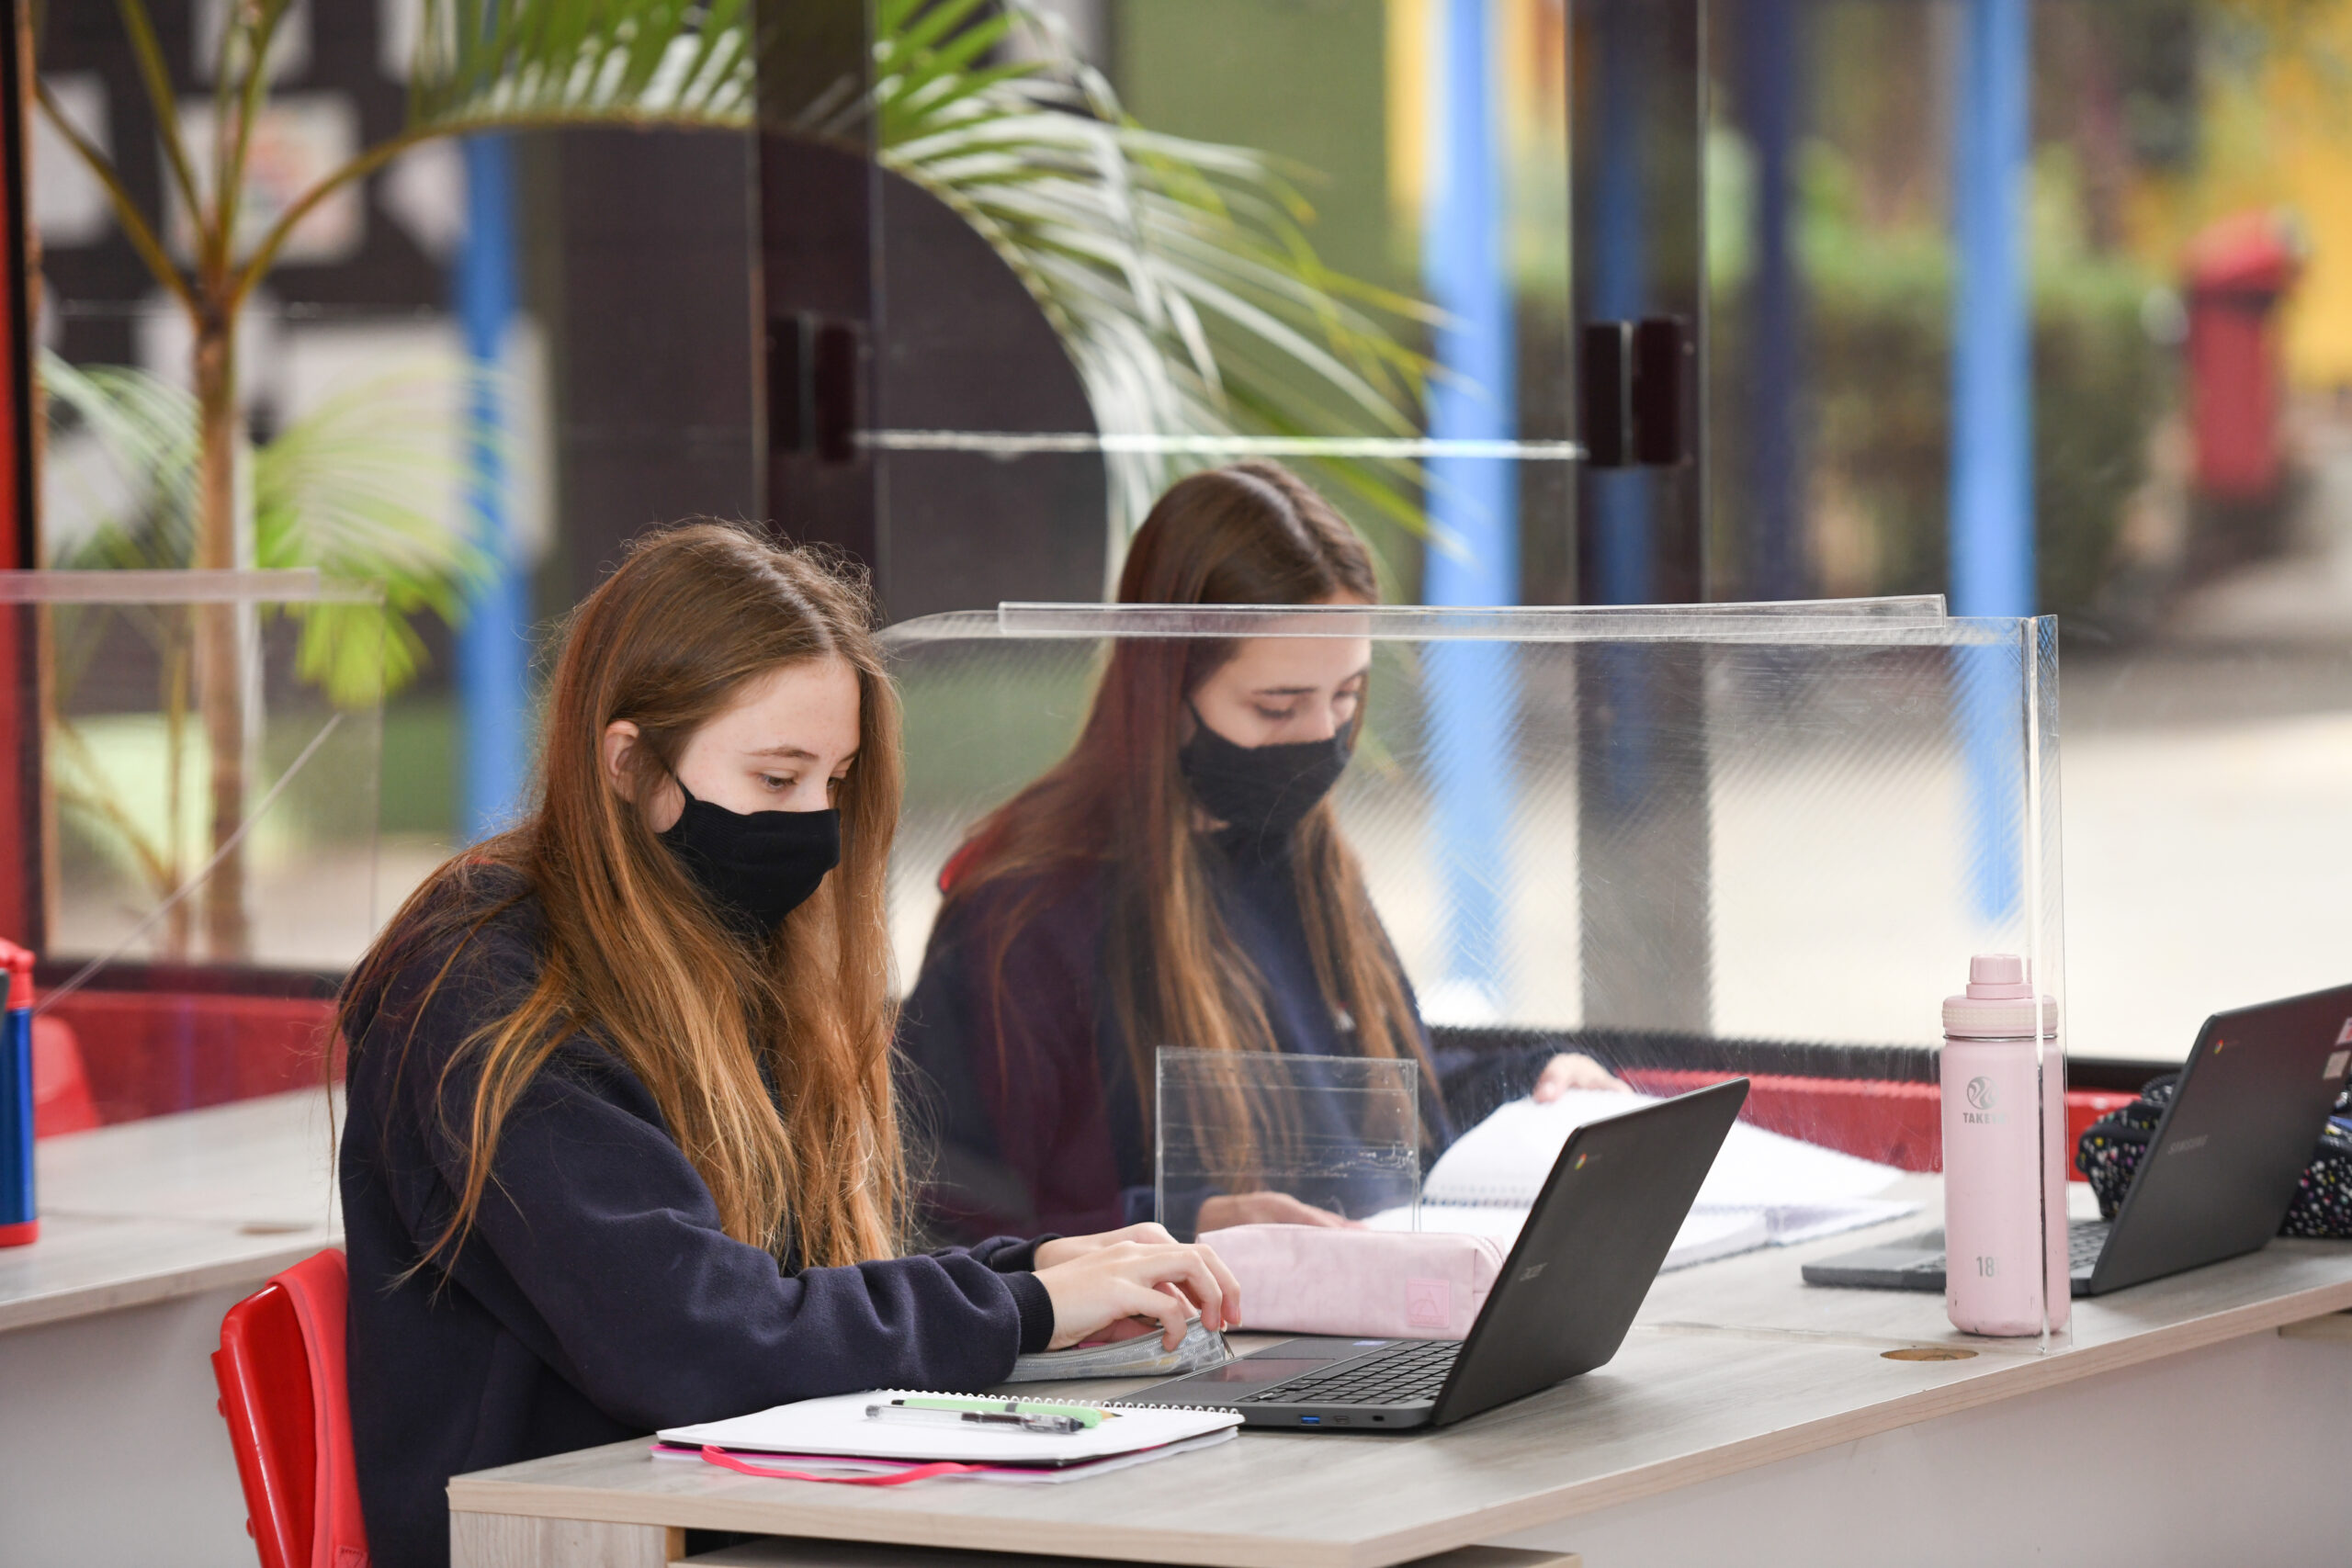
[334,524,1239,1568]
[897,465,1622,1248]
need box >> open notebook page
[1364,1201,1772,1270]
[1396,1091,1918,1255]
[1426,1089,1905,1208]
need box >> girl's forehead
[1216,636,1373,688]
[703,658,861,753]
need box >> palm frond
[254,364,496,707]
[37,352,491,709]
[40,351,201,572]
[406,0,755,132]
[873,3,1436,556]
[403,0,1434,562]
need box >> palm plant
[43,350,488,954]
[38,0,1427,959]
[865,0,1432,540]
[39,0,756,956]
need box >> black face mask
[1179,705,1353,861]
[658,782,842,937]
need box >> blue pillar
[1423,0,1517,1010]
[1951,0,2031,921]
[1589,0,1650,606]
[1585,0,1654,822]
[458,133,529,842]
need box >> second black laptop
[1804,982,2352,1298]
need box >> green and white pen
[864,1399,1087,1435]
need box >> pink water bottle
[1941,954,2069,1337]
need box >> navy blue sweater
[339,872,1055,1568]
[898,831,1556,1243]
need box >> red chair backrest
[212,1249,369,1568]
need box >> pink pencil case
[1200,1224,1506,1340]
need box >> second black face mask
[659,783,842,937]
[1179,706,1353,860]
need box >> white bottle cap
[1943,953,2058,1039]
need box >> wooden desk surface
[0,1089,340,1333]
[449,1184,2352,1568]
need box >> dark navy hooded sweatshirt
[338,869,1054,1568]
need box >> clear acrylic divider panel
[888,602,2066,1343]
[1156,1049,1420,1243]
[3,570,384,1126]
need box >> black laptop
[1121,1077,1749,1430]
[1804,982,2352,1298]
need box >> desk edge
[0,1229,338,1334]
[448,1269,2352,1568]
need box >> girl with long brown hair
[899,464,1619,1245]
[338,524,1238,1568]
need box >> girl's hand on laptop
[1196,1190,1363,1232]
[1533,1052,1629,1100]
[1035,1232,1243,1349]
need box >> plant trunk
[163,629,192,962]
[192,312,251,961]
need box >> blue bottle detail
[1,942,39,1246]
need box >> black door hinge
[769,311,865,465]
[1580,317,1690,469]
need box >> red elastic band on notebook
[699,1446,991,1486]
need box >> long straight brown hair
[343,522,905,1269]
[942,462,1427,1115]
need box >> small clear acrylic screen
[1155,1048,1420,1243]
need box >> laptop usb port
[1298,1416,1320,1425]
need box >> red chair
[212,1249,370,1568]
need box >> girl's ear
[602,721,641,801]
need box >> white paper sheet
[1425,1089,1905,1209]
[1377,1091,1920,1262]
[1365,1201,1774,1270]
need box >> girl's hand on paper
[1196,1190,1363,1232]
[1532,1053,1630,1100]
[1035,1229,1243,1350]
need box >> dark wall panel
[538,129,760,608]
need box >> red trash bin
[2184,209,2306,503]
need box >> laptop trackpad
[1182,1357,1336,1388]
[1130,1338,1391,1404]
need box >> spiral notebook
[657,1391,1241,1469]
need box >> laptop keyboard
[1918,1220,2109,1275]
[1237,1338,1463,1406]
[2068,1222,2112,1269]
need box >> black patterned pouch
[2075,1075,2352,1237]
